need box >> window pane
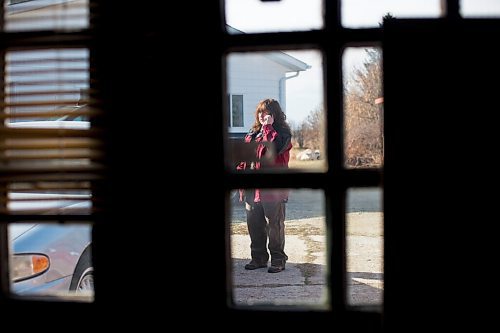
[461,0,500,18]
[225,0,323,34]
[343,47,383,169]
[9,222,93,301]
[4,0,89,32]
[5,183,91,215]
[2,48,96,197]
[231,94,244,127]
[346,187,383,307]
[229,188,328,308]
[225,50,326,173]
[5,48,90,123]
[341,0,440,28]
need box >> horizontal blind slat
[0,128,101,138]
[0,173,101,182]
[0,108,96,120]
[2,100,85,108]
[0,151,103,160]
[1,138,101,149]
[0,89,91,97]
[0,208,96,215]
[3,79,90,87]
[0,163,105,173]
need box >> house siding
[227,53,289,134]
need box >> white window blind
[1,48,101,216]
[4,0,89,32]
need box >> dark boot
[244,260,268,270]
[268,259,286,273]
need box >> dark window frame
[0,0,103,306]
[221,0,461,326]
[0,0,466,323]
[221,0,383,316]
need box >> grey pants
[245,201,288,265]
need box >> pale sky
[225,0,500,123]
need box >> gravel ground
[231,188,382,222]
[230,213,383,308]
[229,188,383,308]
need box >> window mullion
[441,0,461,18]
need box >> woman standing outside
[236,99,293,273]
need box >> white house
[227,26,310,138]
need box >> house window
[230,94,244,128]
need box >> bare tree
[303,105,325,152]
[344,48,383,167]
[290,120,306,149]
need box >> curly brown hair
[251,98,291,133]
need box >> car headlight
[11,254,50,282]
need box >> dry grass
[289,159,326,170]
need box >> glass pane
[229,188,328,308]
[9,222,93,301]
[231,95,244,127]
[343,47,383,168]
[5,48,90,124]
[2,49,94,195]
[6,182,91,215]
[461,0,500,18]
[346,187,383,307]
[225,50,326,172]
[341,0,440,28]
[4,0,89,32]
[225,0,323,34]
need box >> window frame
[0,0,101,305]
[221,0,462,323]
[221,0,382,315]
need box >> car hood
[9,224,37,241]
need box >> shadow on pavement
[230,258,328,307]
[230,259,383,307]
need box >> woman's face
[258,109,270,125]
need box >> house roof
[227,25,311,72]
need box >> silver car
[10,223,93,296]
[7,116,94,298]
